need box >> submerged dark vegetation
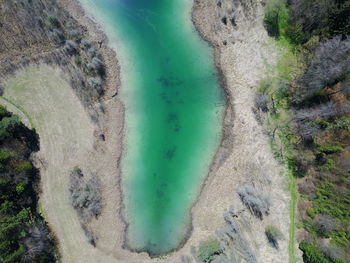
[0,106,57,263]
[260,0,350,262]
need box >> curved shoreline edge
[52,0,291,262]
[63,0,234,258]
[119,0,235,257]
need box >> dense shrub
[81,39,92,50]
[294,36,350,103]
[87,46,98,58]
[299,241,346,263]
[319,243,345,262]
[49,28,65,44]
[264,0,288,38]
[0,115,21,140]
[67,29,82,41]
[22,222,53,262]
[288,0,335,41]
[268,0,350,44]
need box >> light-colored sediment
[187,0,291,262]
[1,0,291,262]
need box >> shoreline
[67,0,234,259]
[189,1,291,262]
[120,0,235,257]
[47,0,291,262]
[56,0,130,261]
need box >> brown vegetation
[69,167,102,222]
[0,0,106,110]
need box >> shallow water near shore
[80,0,225,255]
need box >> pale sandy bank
[19,0,292,262]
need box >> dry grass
[3,64,117,263]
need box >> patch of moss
[197,239,222,263]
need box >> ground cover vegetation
[259,0,350,262]
[0,105,57,262]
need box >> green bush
[0,106,11,119]
[0,149,16,163]
[264,0,289,38]
[15,184,25,194]
[48,16,60,28]
[15,161,33,172]
[313,182,350,224]
[319,159,336,171]
[0,116,21,140]
[299,242,346,263]
[318,145,344,154]
[197,239,222,263]
[307,207,316,218]
[265,225,283,248]
[285,22,305,45]
[332,117,350,130]
[300,242,330,263]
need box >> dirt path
[4,65,119,263]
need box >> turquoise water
[81,0,225,255]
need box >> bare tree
[318,242,344,261]
[64,40,77,55]
[237,185,271,219]
[216,207,257,263]
[294,36,350,102]
[289,0,336,37]
[69,167,103,222]
[293,101,350,124]
[255,94,269,112]
[22,222,52,261]
[314,214,338,233]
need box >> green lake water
[80,0,225,255]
